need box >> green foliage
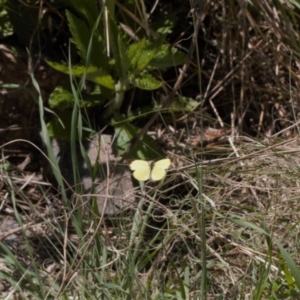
[49,86,105,110]
[128,97,198,123]
[289,0,300,9]
[129,72,162,90]
[49,86,75,110]
[113,116,162,159]
[43,1,186,157]
[168,97,198,112]
[155,15,177,35]
[5,1,300,298]
[60,0,100,23]
[149,44,186,70]
[86,72,115,90]
[127,38,157,71]
[47,111,74,140]
[66,9,108,69]
[0,0,12,39]
[274,241,300,295]
[47,62,115,91]
[47,85,105,140]
[109,17,130,78]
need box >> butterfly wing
[130,160,151,181]
[151,159,171,181]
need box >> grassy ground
[1,132,300,299]
[2,0,300,299]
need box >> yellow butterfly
[129,158,171,182]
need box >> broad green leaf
[66,10,107,69]
[127,39,146,70]
[150,45,186,70]
[134,47,157,71]
[66,10,90,60]
[46,61,115,90]
[49,86,74,110]
[86,73,115,89]
[129,73,162,90]
[49,86,106,110]
[127,38,156,72]
[112,116,162,158]
[46,61,98,76]
[169,97,198,112]
[59,0,99,25]
[276,240,300,290]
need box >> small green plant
[45,1,187,159]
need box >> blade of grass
[275,240,300,290]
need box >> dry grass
[2,0,300,299]
[2,136,300,298]
[193,0,300,139]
